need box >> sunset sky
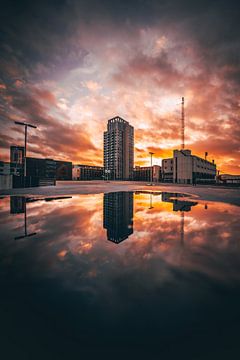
[0,0,239,174]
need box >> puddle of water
[0,191,240,358]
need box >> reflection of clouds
[0,193,240,299]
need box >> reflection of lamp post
[149,193,154,209]
[14,198,37,240]
[180,211,184,246]
[15,121,37,187]
[149,152,154,185]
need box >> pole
[151,153,152,185]
[181,97,185,150]
[149,152,154,185]
[24,125,27,187]
[14,121,37,188]
[149,193,153,209]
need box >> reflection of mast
[161,193,198,247]
[180,211,184,246]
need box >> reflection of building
[161,192,198,211]
[162,150,216,184]
[104,116,134,180]
[72,165,103,180]
[10,196,26,214]
[134,165,161,182]
[162,192,198,246]
[103,192,134,243]
[10,196,37,240]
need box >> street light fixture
[149,152,154,185]
[105,169,111,182]
[14,121,37,187]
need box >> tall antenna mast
[181,96,185,150]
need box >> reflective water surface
[1,192,240,359]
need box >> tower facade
[103,116,134,180]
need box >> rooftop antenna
[181,97,185,150]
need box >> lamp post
[105,169,110,182]
[14,121,37,187]
[149,152,154,185]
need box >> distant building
[103,192,133,243]
[104,116,134,180]
[217,174,240,185]
[0,161,19,189]
[134,165,161,182]
[24,157,56,186]
[10,145,24,177]
[72,164,103,180]
[162,150,216,184]
[162,158,173,182]
[10,146,24,166]
[0,161,20,176]
[26,157,56,179]
[0,161,12,176]
[55,160,72,180]
[26,157,72,182]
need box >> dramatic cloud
[0,0,239,172]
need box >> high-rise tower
[103,116,134,180]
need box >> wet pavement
[0,191,240,359]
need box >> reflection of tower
[103,192,134,243]
[10,196,37,240]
